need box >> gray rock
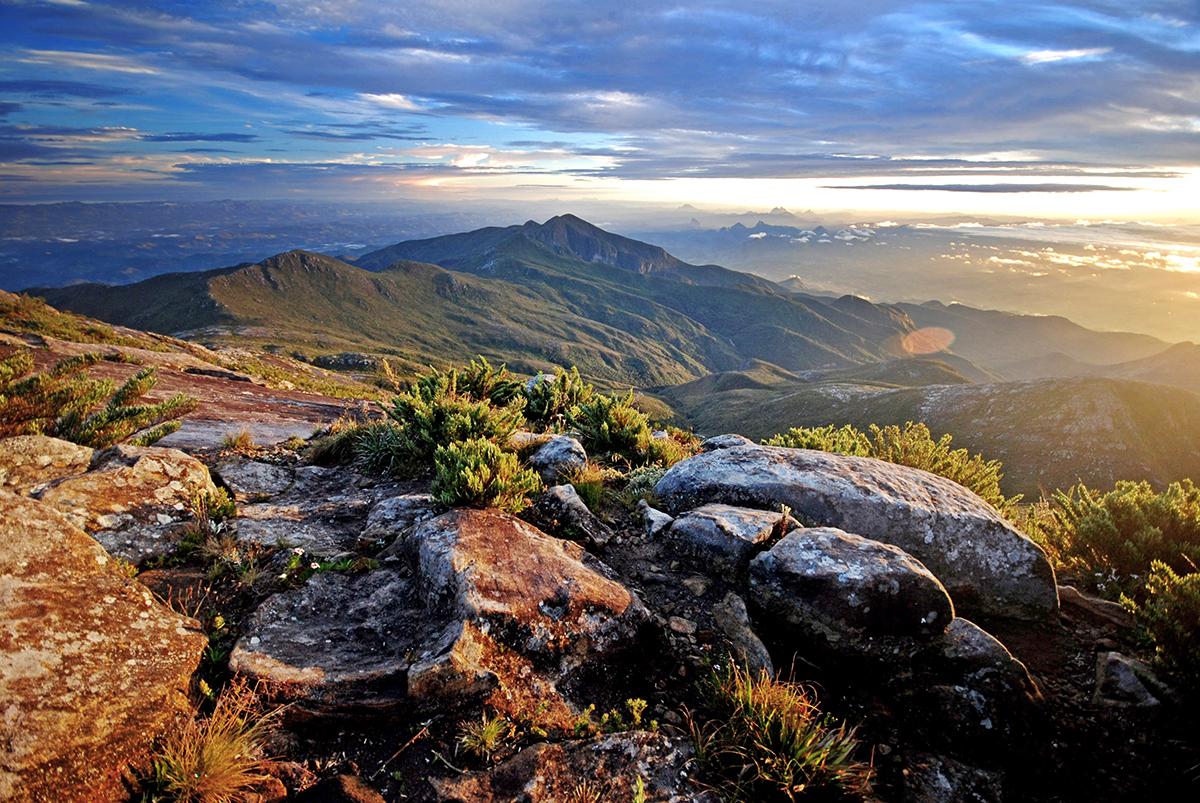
[749,527,954,661]
[1094,651,1162,708]
[230,569,442,716]
[529,484,613,549]
[666,503,783,571]
[713,592,774,675]
[357,493,437,550]
[212,458,295,500]
[700,433,755,451]
[896,751,1003,803]
[656,443,1057,620]
[1058,584,1134,629]
[637,499,673,537]
[527,434,588,483]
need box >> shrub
[412,357,522,407]
[643,426,699,467]
[352,421,409,475]
[565,461,610,510]
[1041,480,1200,599]
[305,416,367,466]
[433,438,542,513]
[568,390,652,464]
[523,367,595,429]
[766,422,1014,514]
[384,375,525,470]
[0,349,196,447]
[1123,561,1200,687]
[695,663,873,801]
[146,679,275,802]
[457,710,514,762]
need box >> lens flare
[901,327,955,355]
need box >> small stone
[668,615,697,635]
[682,575,710,597]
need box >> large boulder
[526,434,588,483]
[433,731,713,802]
[0,435,93,494]
[37,444,217,563]
[665,503,784,572]
[0,491,206,802]
[656,443,1057,619]
[749,528,955,661]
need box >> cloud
[824,183,1139,193]
[139,132,259,142]
[359,93,424,111]
[16,49,158,75]
[1020,47,1113,65]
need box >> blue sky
[1,0,1198,216]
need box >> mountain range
[26,214,1200,494]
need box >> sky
[1,0,1199,219]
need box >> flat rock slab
[0,491,206,802]
[0,435,93,495]
[656,443,1057,620]
[229,569,458,715]
[233,465,404,556]
[213,458,297,500]
[749,527,955,661]
[433,731,714,802]
[37,444,217,563]
[665,503,782,571]
[357,493,438,550]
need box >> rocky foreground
[0,431,1190,801]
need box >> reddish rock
[0,491,206,802]
[37,444,217,562]
[0,435,93,494]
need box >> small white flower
[310,562,320,570]
[292,547,305,555]
[278,573,288,579]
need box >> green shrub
[304,417,366,466]
[1123,561,1200,687]
[1043,480,1200,599]
[568,390,652,464]
[0,349,196,447]
[352,421,410,475]
[565,461,612,510]
[382,378,525,471]
[766,422,1014,514]
[523,367,596,429]
[433,438,542,513]
[693,663,873,801]
[643,426,699,468]
[414,356,523,407]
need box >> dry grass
[695,663,874,802]
[148,680,277,802]
[456,710,514,762]
[220,429,256,452]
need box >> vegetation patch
[433,437,542,513]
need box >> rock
[37,444,217,562]
[213,457,296,500]
[508,430,555,451]
[526,434,587,483]
[665,503,783,571]
[681,574,709,597]
[401,509,646,668]
[357,493,437,550]
[0,491,206,801]
[749,528,954,661]
[656,443,1057,620]
[235,465,401,556]
[433,731,713,802]
[528,484,613,549]
[637,498,674,537]
[922,619,1038,699]
[235,510,646,720]
[293,773,386,803]
[0,435,93,494]
[1093,652,1162,708]
[668,615,697,635]
[1058,584,1134,629]
[713,592,774,675]
[700,433,755,451]
[896,751,1003,803]
[229,569,443,716]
